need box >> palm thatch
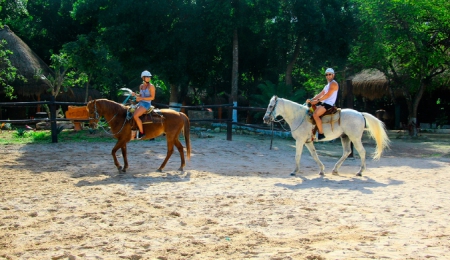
[0,25,51,97]
[344,69,390,100]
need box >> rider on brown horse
[131,70,155,139]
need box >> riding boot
[318,133,326,140]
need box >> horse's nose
[263,115,270,124]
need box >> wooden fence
[0,97,285,143]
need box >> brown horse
[87,99,191,173]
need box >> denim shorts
[138,101,151,110]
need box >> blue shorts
[138,101,151,110]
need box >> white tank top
[322,80,338,106]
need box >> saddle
[307,106,341,138]
[140,106,164,124]
[127,106,165,128]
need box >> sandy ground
[1,131,450,260]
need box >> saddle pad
[321,108,341,124]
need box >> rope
[92,101,128,136]
[98,118,128,136]
[270,121,274,150]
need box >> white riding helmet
[141,70,152,78]
[325,68,335,74]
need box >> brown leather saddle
[308,106,341,138]
[127,106,165,128]
[140,107,164,124]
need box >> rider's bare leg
[133,107,146,134]
[313,106,326,134]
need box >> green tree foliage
[1,0,89,63]
[0,39,25,99]
[36,52,72,98]
[350,0,450,135]
[62,33,123,101]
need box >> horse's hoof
[290,172,296,176]
[117,166,126,174]
[356,173,362,177]
[178,167,184,171]
[156,169,163,173]
[332,171,339,176]
[319,172,325,176]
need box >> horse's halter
[88,100,128,136]
[88,100,100,121]
[263,96,279,124]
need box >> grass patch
[0,129,117,144]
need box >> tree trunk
[285,36,301,87]
[407,81,426,136]
[170,83,178,103]
[231,28,239,122]
[84,74,92,103]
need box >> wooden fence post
[50,96,58,143]
[227,104,232,141]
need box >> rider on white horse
[306,68,339,140]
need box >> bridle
[265,96,279,122]
[88,100,127,136]
[265,96,306,132]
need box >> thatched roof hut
[344,69,390,100]
[0,25,51,97]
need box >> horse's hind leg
[331,135,353,176]
[352,139,366,176]
[173,138,186,171]
[157,139,175,172]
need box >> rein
[90,101,128,136]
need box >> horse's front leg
[290,139,305,176]
[120,143,128,172]
[304,142,325,175]
[111,141,127,174]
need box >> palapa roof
[0,25,51,97]
[343,69,391,100]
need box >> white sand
[1,132,449,259]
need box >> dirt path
[1,132,449,259]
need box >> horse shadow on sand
[275,175,403,194]
[74,170,192,190]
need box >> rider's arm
[307,90,325,103]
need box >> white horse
[263,96,390,176]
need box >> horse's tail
[362,112,390,160]
[181,112,191,160]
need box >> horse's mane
[97,99,127,114]
[279,98,308,113]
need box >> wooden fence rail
[0,98,285,143]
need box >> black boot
[318,133,326,140]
